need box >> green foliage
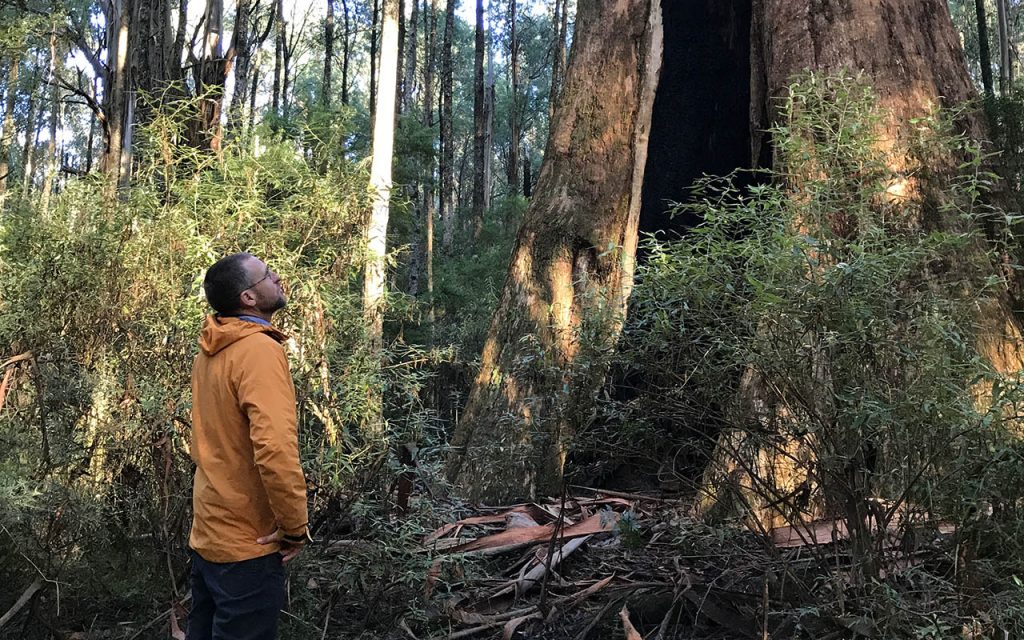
[0,98,446,634]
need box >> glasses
[244,265,273,291]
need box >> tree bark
[471,0,486,239]
[976,0,995,100]
[364,0,401,357]
[440,0,456,251]
[447,0,664,501]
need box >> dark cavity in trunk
[638,0,759,237]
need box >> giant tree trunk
[695,0,1024,537]
[447,0,663,501]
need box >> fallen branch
[0,578,43,630]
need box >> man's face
[240,256,287,314]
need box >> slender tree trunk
[40,52,61,214]
[483,41,494,214]
[247,58,260,138]
[101,0,129,189]
[21,83,38,195]
[998,0,1013,96]
[342,0,351,104]
[364,0,401,356]
[0,55,20,201]
[447,0,664,501]
[440,0,456,250]
[507,0,519,195]
[522,143,531,197]
[424,0,438,335]
[272,0,285,118]
[549,0,568,118]
[324,0,335,106]
[370,0,380,119]
[471,0,486,239]
[976,0,995,100]
[401,0,418,113]
[227,0,255,134]
[85,78,97,174]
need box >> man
[187,252,310,640]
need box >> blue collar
[221,314,272,327]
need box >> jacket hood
[198,315,287,356]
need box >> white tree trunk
[364,0,401,352]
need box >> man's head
[203,253,286,318]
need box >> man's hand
[257,528,304,564]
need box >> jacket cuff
[281,524,312,546]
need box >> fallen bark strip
[440,513,619,555]
[0,578,43,630]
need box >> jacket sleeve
[235,336,309,538]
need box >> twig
[570,485,677,503]
[538,479,568,613]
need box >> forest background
[4,0,1024,638]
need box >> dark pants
[187,550,287,640]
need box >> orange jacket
[189,315,309,563]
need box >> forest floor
[274,488,961,640]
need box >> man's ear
[239,289,257,308]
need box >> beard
[255,289,287,313]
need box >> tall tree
[400,0,418,113]
[364,0,401,355]
[976,0,995,100]
[423,0,438,336]
[439,0,456,250]
[324,0,335,106]
[471,0,486,239]
[549,0,568,117]
[272,0,285,118]
[506,0,519,195]
[447,0,664,500]
[997,0,1014,95]
[370,0,380,118]
[341,0,351,104]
